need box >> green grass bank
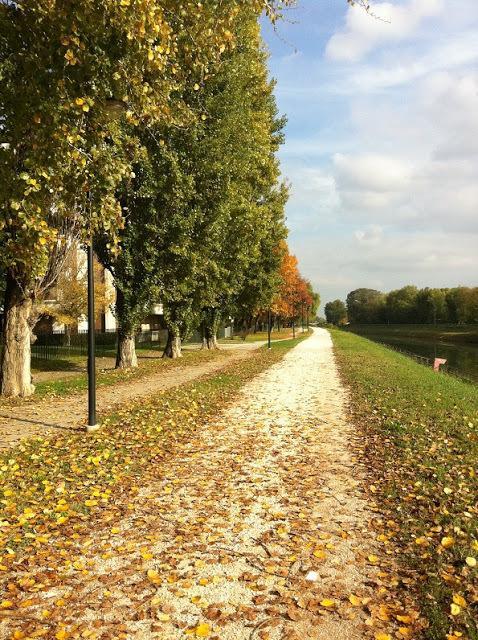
[346,323,478,345]
[331,329,478,640]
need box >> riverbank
[346,323,478,345]
[345,324,478,382]
[331,329,478,640]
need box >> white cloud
[334,153,412,192]
[336,30,478,92]
[354,225,384,246]
[325,0,444,62]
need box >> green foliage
[346,288,386,323]
[0,0,289,286]
[343,286,478,325]
[95,14,288,350]
[324,299,347,325]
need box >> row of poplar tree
[0,0,317,398]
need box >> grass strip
[12,349,225,401]
[331,328,478,640]
[0,333,308,561]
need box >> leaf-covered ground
[0,330,409,640]
[331,329,478,640]
[0,348,261,450]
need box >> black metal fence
[0,325,229,362]
[30,329,168,361]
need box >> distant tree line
[325,286,478,325]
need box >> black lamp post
[267,308,272,349]
[85,99,126,433]
[86,238,98,432]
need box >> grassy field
[331,329,478,640]
[347,323,478,345]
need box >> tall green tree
[325,300,347,325]
[96,13,289,363]
[346,288,385,324]
[194,20,289,348]
[384,286,419,324]
[0,0,290,394]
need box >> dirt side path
[1,329,391,640]
[0,346,260,450]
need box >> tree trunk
[115,288,138,369]
[202,333,219,350]
[0,271,35,397]
[116,332,138,369]
[65,325,72,347]
[201,312,220,350]
[163,331,182,358]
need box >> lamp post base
[86,424,100,433]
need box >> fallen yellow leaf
[452,594,466,608]
[147,569,161,585]
[441,536,454,549]
[320,599,335,608]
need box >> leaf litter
[0,330,415,639]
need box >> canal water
[350,331,478,383]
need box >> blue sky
[261,0,478,311]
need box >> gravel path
[0,345,260,449]
[1,329,385,639]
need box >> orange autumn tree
[272,246,313,327]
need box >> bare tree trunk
[0,271,34,397]
[163,331,182,358]
[65,325,72,347]
[116,332,138,369]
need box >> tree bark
[163,331,182,358]
[116,332,138,369]
[201,312,220,350]
[163,330,183,359]
[115,288,138,369]
[0,270,35,397]
[202,333,219,350]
